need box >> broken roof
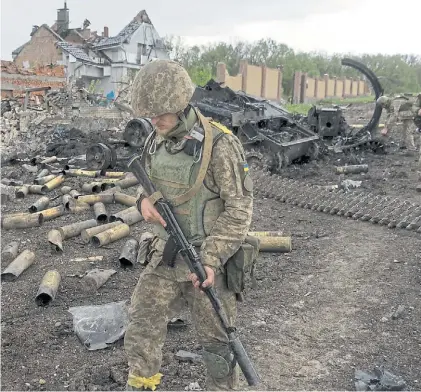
[12,24,64,56]
[56,42,97,63]
[93,10,160,49]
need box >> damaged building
[56,10,169,97]
[10,3,169,98]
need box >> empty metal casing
[58,219,98,240]
[35,270,61,306]
[28,196,50,212]
[1,250,35,281]
[119,238,139,267]
[80,221,121,244]
[91,223,130,247]
[93,202,109,222]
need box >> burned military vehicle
[84,58,385,173]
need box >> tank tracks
[251,170,421,234]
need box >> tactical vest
[396,100,414,120]
[147,124,228,244]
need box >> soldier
[377,95,417,150]
[413,92,421,164]
[394,95,417,151]
[124,59,254,391]
[377,95,396,138]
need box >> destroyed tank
[84,58,386,173]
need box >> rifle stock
[126,154,260,386]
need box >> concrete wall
[14,26,62,68]
[292,72,369,103]
[216,60,282,101]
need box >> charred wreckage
[84,58,386,173]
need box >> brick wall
[292,72,369,103]
[14,26,62,68]
[216,60,283,101]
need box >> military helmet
[376,95,392,107]
[131,59,195,118]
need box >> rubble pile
[1,83,132,163]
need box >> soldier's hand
[188,266,215,292]
[140,198,166,227]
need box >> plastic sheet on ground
[68,300,129,350]
[354,366,407,391]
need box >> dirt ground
[1,103,421,391]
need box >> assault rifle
[126,154,260,386]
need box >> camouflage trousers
[124,241,239,391]
[400,119,417,150]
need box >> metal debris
[354,367,406,391]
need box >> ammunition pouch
[225,236,260,299]
[202,344,235,379]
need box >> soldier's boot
[202,343,240,391]
[126,373,163,391]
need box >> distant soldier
[377,95,416,151]
[394,95,417,151]
[413,92,421,164]
[376,95,397,140]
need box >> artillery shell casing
[69,189,81,198]
[35,270,61,306]
[115,176,139,189]
[119,238,139,267]
[58,219,98,239]
[40,156,57,165]
[1,178,23,186]
[101,185,122,194]
[77,194,114,205]
[48,229,63,252]
[335,164,369,174]
[37,168,50,178]
[1,213,43,229]
[1,250,35,281]
[258,236,292,253]
[28,184,45,194]
[248,231,284,237]
[81,182,101,193]
[15,185,29,199]
[93,202,108,222]
[91,223,130,247]
[114,192,137,207]
[29,196,50,212]
[110,206,143,225]
[99,171,125,178]
[34,174,57,185]
[60,186,72,195]
[68,200,91,213]
[62,194,73,209]
[63,169,98,178]
[40,205,66,221]
[41,175,65,193]
[80,221,121,243]
[82,268,116,291]
[1,242,19,263]
[98,178,120,184]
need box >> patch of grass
[318,95,376,105]
[285,104,313,115]
[285,95,376,114]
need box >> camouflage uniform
[377,95,397,141]
[413,93,421,164]
[124,60,254,391]
[394,97,417,150]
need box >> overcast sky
[1,0,420,60]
